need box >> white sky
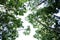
[16,10,37,40]
[16,2,45,40]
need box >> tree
[0,0,28,40]
[27,0,60,40]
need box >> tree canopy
[27,0,60,40]
[1,0,60,40]
[0,0,28,40]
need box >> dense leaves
[27,0,60,40]
[0,0,28,40]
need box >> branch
[35,18,56,30]
[34,17,47,27]
[37,0,47,6]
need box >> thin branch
[34,17,47,27]
[37,0,47,6]
[34,17,56,31]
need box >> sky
[15,2,45,40]
[16,10,37,40]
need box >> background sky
[16,10,37,40]
[15,2,45,40]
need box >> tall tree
[0,0,28,40]
[27,0,60,40]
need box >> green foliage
[27,0,60,40]
[0,0,28,40]
[23,26,30,35]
